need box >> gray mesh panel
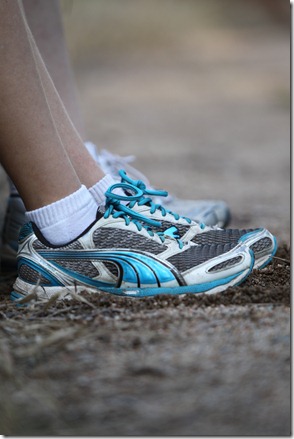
[208,256,242,272]
[33,240,83,250]
[93,227,166,254]
[18,264,51,285]
[167,243,235,272]
[56,260,99,278]
[103,261,119,277]
[250,237,272,254]
[192,229,254,246]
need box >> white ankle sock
[26,185,97,246]
[89,174,125,205]
[8,174,116,210]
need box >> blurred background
[60,0,290,241]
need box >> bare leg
[0,0,103,247]
[22,16,105,188]
[0,0,106,212]
[0,0,83,210]
[22,0,86,138]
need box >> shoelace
[85,143,176,203]
[118,169,207,230]
[104,182,185,249]
[96,148,176,202]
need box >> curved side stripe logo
[39,250,177,287]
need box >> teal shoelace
[118,169,206,229]
[104,182,185,249]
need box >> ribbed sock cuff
[26,185,97,245]
[88,174,119,205]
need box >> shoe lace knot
[118,169,202,226]
[104,182,185,248]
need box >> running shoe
[11,184,253,301]
[117,170,277,270]
[85,142,231,227]
[1,171,276,275]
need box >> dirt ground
[0,0,290,436]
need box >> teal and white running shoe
[2,171,276,276]
[117,170,277,270]
[11,185,253,301]
[85,142,231,227]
